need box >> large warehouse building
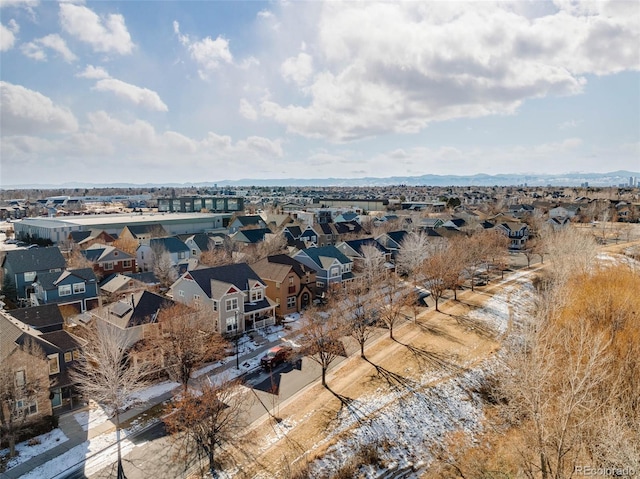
[12,212,233,244]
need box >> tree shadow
[417,320,463,344]
[445,311,497,339]
[393,339,466,375]
[363,357,418,392]
[325,385,367,426]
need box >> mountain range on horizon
[2,170,639,190]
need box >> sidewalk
[2,335,284,479]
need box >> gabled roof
[149,237,190,254]
[82,244,134,263]
[283,225,302,239]
[386,230,409,245]
[333,221,362,235]
[297,245,352,269]
[35,268,97,290]
[125,224,167,237]
[1,246,66,273]
[107,290,173,328]
[190,233,213,252]
[233,215,264,226]
[341,238,389,257]
[265,254,313,277]
[182,263,263,298]
[8,304,64,332]
[40,330,83,352]
[125,271,160,285]
[69,231,92,243]
[232,228,272,244]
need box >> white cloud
[76,64,110,80]
[281,52,313,86]
[0,0,38,8]
[239,98,258,120]
[1,22,17,51]
[60,3,133,55]
[261,2,640,142]
[173,20,233,79]
[0,81,78,135]
[21,33,77,62]
[93,78,168,112]
[558,119,582,130]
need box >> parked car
[260,346,292,369]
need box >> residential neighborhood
[1,183,639,479]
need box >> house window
[192,249,197,256]
[276,282,281,289]
[250,290,263,302]
[289,276,294,285]
[213,300,218,311]
[64,352,72,362]
[15,370,25,388]
[178,252,186,260]
[226,315,238,333]
[104,262,113,270]
[48,354,60,375]
[287,296,296,309]
[58,284,72,296]
[316,281,325,288]
[193,294,200,303]
[178,290,185,297]
[24,271,36,282]
[226,298,239,311]
[15,399,37,417]
[123,260,132,268]
[73,283,85,294]
[73,350,80,360]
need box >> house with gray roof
[228,215,267,234]
[1,246,66,301]
[292,245,354,292]
[8,304,65,334]
[32,267,99,312]
[136,237,192,272]
[169,263,276,335]
[81,243,136,277]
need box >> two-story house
[228,215,267,234]
[375,230,410,259]
[170,263,276,335]
[136,237,192,272]
[1,247,66,302]
[81,244,136,278]
[32,268,99,312]
[119,224,167,245]
[336,238,392,272]
[250,254,315,317]
[292,245,354,292]
[493,222,530,250]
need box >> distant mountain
[3,170,639,189]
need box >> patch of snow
[1,428,68,470]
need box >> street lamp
[235,310,240,370]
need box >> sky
[1,0,639,186]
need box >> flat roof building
[13,212,233,244]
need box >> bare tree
[164,378,248,477]
[376,273,411,339]
[395,231,430,278]
[0,338,45,458]
[358,243,386,285]
[71,321,152,477]
[299,307,345,388]
[113,236,139,257]
[151,244,178,289]
[155,304,228,392]
[420,252,450,312]
[340,282,379,359]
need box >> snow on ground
[128,380,179,403]
[19,429,136,479]
[74,406,111,432]
[296,270,537,479]
[1,428,68,469]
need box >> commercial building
[13,212,233,244]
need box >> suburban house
[230,228,273,246]
[547,216,571,230]
[228,215,267,234]
[119,224,167,245]
[250,254,315,317]
[0,311,52,423]
[375,230,410,258]
[293,245,354,292]
[81,244,136,278]
[336,238,392,271]
[283,225,303,246]
[31,267,99,313]
[1,247,66,301]
[8,304,65,334]
[67,230,117,249]
[1,309,85,416]
[493,222,530,250]
[169,263,276,335]
[179,233,214,261]
[91,290,175,349]
[99,273,151,299]
[136,237,192,272]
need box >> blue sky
[1,0,639,186]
